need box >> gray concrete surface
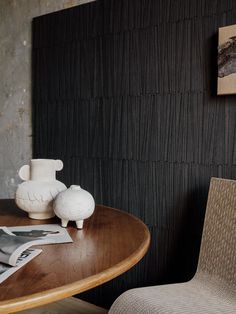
[0,0,94,198]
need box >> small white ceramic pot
[15,159,67,219]
[53,185,95,229]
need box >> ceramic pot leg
[76,220,84,229]
[61,219,69,227]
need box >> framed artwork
[217,24,236,95]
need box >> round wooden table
[0,200,150,313]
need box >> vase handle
[18,165,30,181]
[55,160,63,171]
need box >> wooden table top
[0,200,150,313]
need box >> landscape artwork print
[218,24,236,95]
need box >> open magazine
[0,224,73,283]
[0,248,42,284]
[8,224,73,244]
[0,227,53,266]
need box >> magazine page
[0,248,42,284]
[9,224,73,244]
[0,227,52,266]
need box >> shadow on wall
[170,185,209,282]
[209,33,219,96]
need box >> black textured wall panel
[33,0,236,308]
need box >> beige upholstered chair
[109,178,236,313]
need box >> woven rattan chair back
[196,178,236,290]
[109,177,236,314]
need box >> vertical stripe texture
[33,0,236,307]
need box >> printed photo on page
[8,224,73,244]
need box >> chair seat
[109,275,236,314]
[17,297,108,314]
[109,178,236,314]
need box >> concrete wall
[0,0,94,198]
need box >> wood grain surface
[0,200,150,313]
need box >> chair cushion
[109,277,236,314]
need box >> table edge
[0,206,151,313]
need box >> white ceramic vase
[15,159,67,219]
[53,185,95,229]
